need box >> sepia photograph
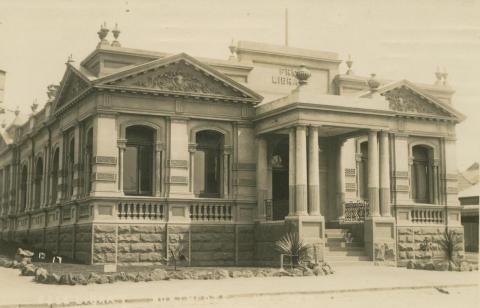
[0,0,478,307]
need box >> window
[194,130,223,198]
[358,141,369,200]
[412,145,432,204]
[51,149,59,204]
[123,125,154,196]
[34,157,43,208]
[20,165,28,212]
[85,129,93,194]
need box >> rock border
[0,255,335,286]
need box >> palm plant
[275,232,308,268]
[437,229,463,268]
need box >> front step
[324,228,369,264]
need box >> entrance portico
[254,69,397,261]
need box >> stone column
[336,139,345,220]
[368,130,380,217]
[295,126,308,216]
[154,142,163,197]
[288,128,296,216]
[72,124,81,200]
[379,131,391,217]
[308,126,320,216]
[222,147,231,198]
[256,137,268,220]
[117,139,127,194]
[56,135,64,204]
[188,143,196,194]
[432,159,439,205]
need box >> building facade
[0,31,466,266]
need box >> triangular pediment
[378,80,465,121]
[95,53,262,104]
[53,66,91,112]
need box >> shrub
[169,244,188,271]
[437,229,463,269]
[275,232,308,268]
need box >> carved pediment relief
[57,73,90,108]
[383,87,450,116]
[109,61,245,98]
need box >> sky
[0,0,478,170]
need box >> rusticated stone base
[75,224,92,264]
[93,225,116,264]
[44,227,60,254]
[190,225,235,266]
[397,226,465,267]
[117,225,164,263]
[254,222,288,267]
[29,229,45,249]
[59,225,75,259]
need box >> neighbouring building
[457,163,478,253]
[0,26,466,266]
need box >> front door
[272,169,289,220]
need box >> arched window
[85,128,93,195]
[34,157,43,208]
[194,130,224,198]
[123,125,154,196]
[51,148,59,204]
[20,165,28,212]
[412,145,432,204]
[358,141,369,200]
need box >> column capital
[117,138,127,149]
[188,143,197,153]
[156,142,165,152]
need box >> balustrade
[117,201,165,220]
[189,201,233,222]
[410,207,444,224]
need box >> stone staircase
[324,228,371,266]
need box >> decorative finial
[97,22,110,48]
[367,73,380,93]
[435,66,442,86]
[295,65,311,86]
[441,67,448,86]
[228,39,236,60]
[346,55,353,75]
[14,106,20,116]
[66,54,74,64]
[31,99,38,113]
[111,23,121,47]
[47,84,60,101]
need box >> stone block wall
[237,225,255,265]
[58,225,75,259]
[92,225,116,264]
[254,223,287,266]
[29,229,45,249]
[397,226,465,266]
[44,227,59,253]
[190,225,235,266]
[75,224,92,264]
[117,225,165,263]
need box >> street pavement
[0,264,477,307]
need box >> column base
[285,214,326,263]
[364,216,396,264]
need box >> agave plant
[275,232,308,268]
[437,229,463,268]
